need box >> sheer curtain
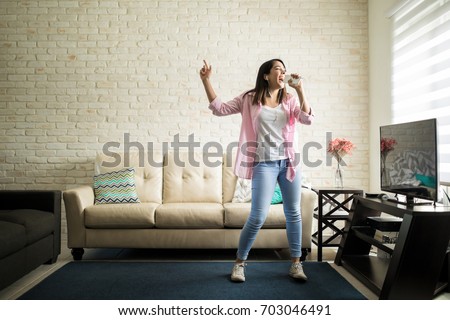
[390,0,450,184]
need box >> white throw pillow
[232,178,252,203]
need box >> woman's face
[265,61,286,90]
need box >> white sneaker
[289,262,308,281]
[231,263,246,282]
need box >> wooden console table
[335,196,450,299]
[311,187,364,261]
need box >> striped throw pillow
[93,168,140,204]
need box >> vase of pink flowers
[380,137,397,187]
[327,138,355,188]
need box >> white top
[255,104,288,162]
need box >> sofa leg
[301,248,309,261]
[71,248,84,261]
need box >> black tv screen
[380,118,439,204]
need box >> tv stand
[335,196,450,299]
[387,196,435,207]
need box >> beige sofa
[63,151,317,260]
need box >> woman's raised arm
[200,60,217,103]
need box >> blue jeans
[236,159,302,261]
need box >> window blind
[391,0,450,184]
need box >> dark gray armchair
[0,190,61,290]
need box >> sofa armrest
[0,190,62,261]
[300,187,318,249]
[63,186,95,248]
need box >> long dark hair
[244,59,287,105]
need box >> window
[390,0,450,184]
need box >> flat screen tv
[380,118,439,205]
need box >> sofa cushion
[0,209,54,244]
[84,203,158,228]
[95,152,163,204]
[163,151,223,204]
[0,220,27,259]
[223,203,287,228]
[93,167,140,204]
[155,203,224,228]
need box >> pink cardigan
[209,91,314,181]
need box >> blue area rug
[19,261,366,300]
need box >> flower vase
[335,163,343,188]
[381,155,390,187]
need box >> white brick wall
[0,0,369,233]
